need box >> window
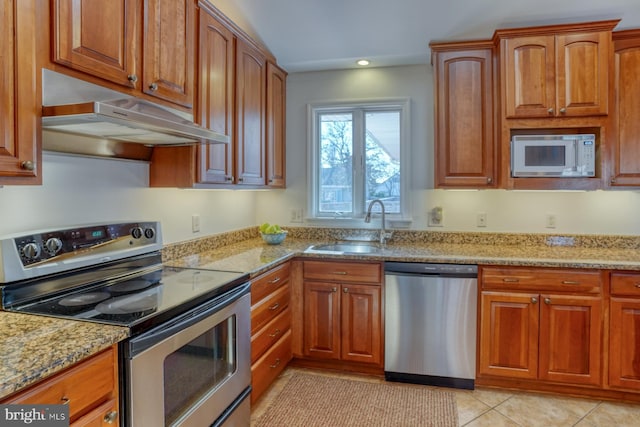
[308,99,410,221]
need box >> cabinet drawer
[303,261,381,283]
[611,273,640,297]
[3,347,115,421]
[251,284,289,334]
[251,329,292,404]
[481,266,602,293]
[251,262,290,305]
[251,307,291,363]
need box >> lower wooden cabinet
[300,260,383,370]
[609,272,640,391]
[249,262,292,403]
[479,267,603,387]
[1,345,120,426]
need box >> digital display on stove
[85,229,106,240]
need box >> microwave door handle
[572,140,579,171]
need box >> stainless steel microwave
[511,134,596,177]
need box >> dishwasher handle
[384,262,477,277]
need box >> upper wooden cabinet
[52,0,195,108]
[431,41,496,188]
[235,38,267,186]
[142,0,195,108]
[52,0,139,90]
[607,30,640,187]
[149,3,286,189]
[0,0,41,185]
[196,4,235,184]
[496,21,617,119]
[266,62,287,188]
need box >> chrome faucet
[364,199,393,244]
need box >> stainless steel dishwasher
[384,262,478,389]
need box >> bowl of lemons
[259,223,288,245]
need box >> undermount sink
[305,242,382,255]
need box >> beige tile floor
[251,367,640,427]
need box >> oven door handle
[128,281,250,357]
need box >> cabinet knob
[343,287,349,293]
[559,107,567,114]
[531,297,538,304]
[269,328,281,338]
[20,160,35,171]
[149,82,158,91]
[103,411,118,424]
[547,108,554,115]
[127,74,138,83]
[226,176,233,182]
[238,177,244,182]
[332,287,337,292]
[487,177,492,184]
[610,177,617,185]
[635,283,640,288]
[269,358,281,369]
[544,298,551,305]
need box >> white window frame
[306,98,411,226]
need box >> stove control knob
[22,242,41,260]
[45,237,63,255]
[131,227,144,239]
[144,227,155,239]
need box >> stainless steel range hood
[41,70,229,161]
[42,98,228,158]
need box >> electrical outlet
[192,214,200,233]
[290,208,303,223]
[428,206,444,227]
[477,212,487,227]
[546,214,557,229]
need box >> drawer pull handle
[333,271,348,275]
[635,283,640,288]
[502,278,519,283]
[561,280,580,285]
[269,277,281,284]
[544,298,551,305]
[268,303,280,311]
[270,358,281,369]
[103,411,118,424]
[269,328,281,338]
[60,397,70,405]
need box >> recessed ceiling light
[356,59,370,66]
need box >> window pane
[365,111,400,214]
[319,113,353,214]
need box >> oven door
[125,283,251,427]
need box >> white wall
[256,64,640,236]
[0,153,258,243]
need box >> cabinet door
[303,281,341,360]
[52,0,138,89]
[341,284,382,365]
[609,297,640,390]
[235,39,266,186]
[478,291,539,379]
[538,294,602,385]
[433,46,495,188]
[556,31,610,117]
[197,7,235,184]
[0,0,40,184]
[502,35,555,118]
[142,0,194,108]
[266,62,287,188]
[609,33,640,187]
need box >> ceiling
[216,0,640,73]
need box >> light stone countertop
[166,236,640,274]
[0,312,129,400]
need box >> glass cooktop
[10,266,249,331]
